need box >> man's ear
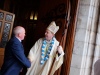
[18,33,21,37]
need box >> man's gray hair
[13,26,24,35]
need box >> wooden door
[0,9,15,68]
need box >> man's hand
[57,46,63,54]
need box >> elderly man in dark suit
[0,26,31,75]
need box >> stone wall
[69,0,100,75]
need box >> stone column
[84,0,100,75]
[92,8,100,75]
[69,0,100,75]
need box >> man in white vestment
[26,21,64,75]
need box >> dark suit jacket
[0,36,31,75]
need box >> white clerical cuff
[56,51,64,61]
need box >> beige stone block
[69,67,81,75]
[71,54,82,68]
[78,5,90,16]
[75,29,86,42]
[73,41,84,55]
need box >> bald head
[13,26,25,40]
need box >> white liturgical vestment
[26,38,64,75]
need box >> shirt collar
[15,36,22,42]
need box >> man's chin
[45,37,49,40]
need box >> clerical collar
[46,40,52,44]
